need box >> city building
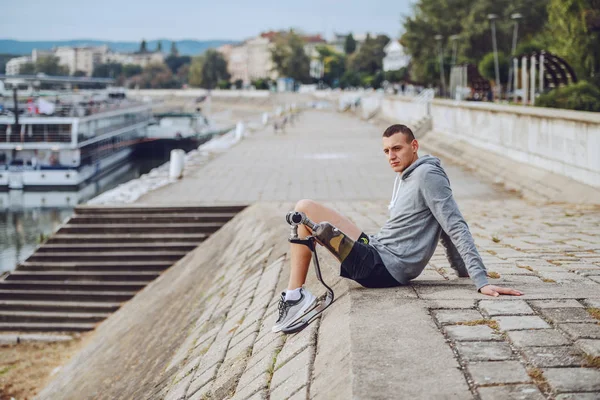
[383,40,411,72]
[54,46,109,76]
[102,51,165,68]
[5,56,33,75]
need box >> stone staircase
[0,205,246,332]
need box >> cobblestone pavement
[40,109,600,399]
[152,199,600,400]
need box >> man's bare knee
[295,199,319,214]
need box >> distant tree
[157,41,163,52]
[546,0,600,83]
[129,63,179,89]
[188,49,230,89]
[385,67,408,83]
[20,62,36,75]
[344,33,357,55]
[122,64,143,78]
[170,42,179,57]
[347,34,390,76]
[251,78,270,90]
[92,63,123,78]
[72,70,87,77]
[269,31,311,83]
[315,45,346,87]
[140,39,147,53]
[176,64,190,83]
[234,79,243,89]
[36,56,69,76]
[165,55,191,74]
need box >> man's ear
[412,139,419,153]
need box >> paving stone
[540,308,596,323]
[494,316,551,331]
[542,368,600,393]
[507,329,571,347]
[478,384,545,400]
[433,309,484,325]
[468,361,531,386]
[582,299,600,308]
[271,348,311,396]
[165,372,193,400]
[454,341,513,361]
[522,346,586,367]
[559,323,600,339]
[556,394,600,400]
[530,299,585,309]
[276,320,318,369]
[575,339,600,358]
[479,300,535,316]
[426,300,476,309]
[230,373,268,400]
[445,325,501,341]
[187,363,219,398]
[286,386,308,400]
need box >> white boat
[0,76,151,189]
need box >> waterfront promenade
[39,105,600,399]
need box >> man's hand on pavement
[479,285,523,297]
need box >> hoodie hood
[401,155,441,180]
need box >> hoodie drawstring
[388,174,402,211]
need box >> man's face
[382,133,418,174]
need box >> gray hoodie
[369,155,489,290]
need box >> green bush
[217,80,231,90]
[478,52,509,85]
[536,81,600,112]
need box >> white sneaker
[271,288,316,333]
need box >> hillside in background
[0,39,237,56]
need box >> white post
[530,55,536,106]
[539,53,545,93]
[521,56,528,105]
[169,149,185,180]
[262,112,269,125]
[513,58,519,102]
[235,121,244,140]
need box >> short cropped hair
[382,124,415,142]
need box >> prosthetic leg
[282,211,357,334]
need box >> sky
[1,0,415,42]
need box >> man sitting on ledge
[273,124,522,333]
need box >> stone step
[0,322,97,332]
[36,243,197,253]
[28,251,186,262]
[0,300,121,313]
[0,280,147,292]
[18,260,172,272]
[0,310,110,324]
[57,223,223,234]
[46,233,207,244]
[5,271,160,282]
[74,205,246,215]
[0,289,136,302]
[69,213,236,224]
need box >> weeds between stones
[456,319,499,331]
[491,235,501,243]
[517,265,534,272]
[527,368,551,393]
[541,278,557,283]
[587,308,600,320]
[584,355,600,368]
[487,272,500,279]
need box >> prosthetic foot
[281,211,357,334]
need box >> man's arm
[420,167,521,296]
[440,230,469,278]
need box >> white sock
[285,287,302,302]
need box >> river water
[0,158,166,274]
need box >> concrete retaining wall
[127,89,271,98]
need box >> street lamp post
[507,13,522,100]
[487,14,501,100]
[435,34,446,97]
[449,34,460,67]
